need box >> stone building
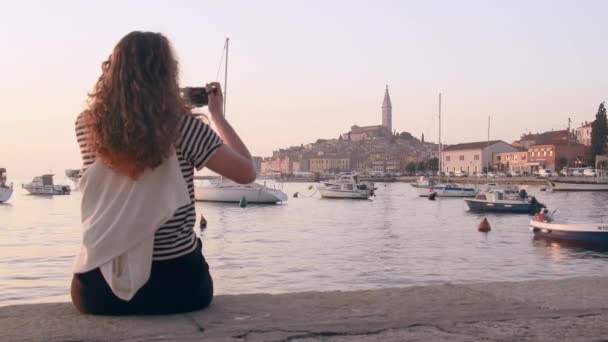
[343,86,394,142]
[527,143,586,172]
[492,151,530,174]
[346,125,391,142]
[442,140,518,174]
[309,157,350,172]
[576,122,592,146]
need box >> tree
[417,161,426,171]
[405,162,417,173]
[591,102,607,162]
[557,157,568,170]
[427,158,439,171]
[421,133,425,143]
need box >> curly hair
[84,31,186,179]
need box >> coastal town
[257,86,600,180]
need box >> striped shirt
[75,113,223,260]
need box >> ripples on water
[2,181,608,306]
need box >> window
[543,151,546,157]
[522,155,526,160]
[497,156,501,161]
[459,155,465,161]
[446,156,451,162]
[474,154,480,161]
[549,151,553,156]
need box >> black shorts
[71,239,213,315]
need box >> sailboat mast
[223,37,229,118]
[487,116,491,172]
[438,93,442,175]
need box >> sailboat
[193,38,288,204]
[416,93,478,198]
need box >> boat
[65,169,82,183]
[324,173,377,190]
[319,174,374,199]
[465,190,544,213]
[546,162,608,191]
[530,218,608,246]
[417,183,479,197]
[192,38,288,205]
[482,183,524,199]
[410,176,435,189]
[22,174,71,195]
[415,94,478,198]
[0,168,13,203]
[194,179,288,204]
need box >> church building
[344,86,393,142]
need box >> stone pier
[2,277,608,341]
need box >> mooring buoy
[478,217,491,232]
[239,196,248,208]
[199,215,207,229]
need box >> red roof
[443,140,506,151]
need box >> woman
[71,31,256,315]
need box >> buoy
[478,217,491,232]
[199,215,207,229]
[428,192,437,200]
[239,196,248,208]
[293,192,299,198]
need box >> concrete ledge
[2,277,608,341]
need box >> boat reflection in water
[531,235,608,256]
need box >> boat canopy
[41,174,55,186]
[475,190,505,201]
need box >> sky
[1,0,607,177]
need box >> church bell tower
[382,85,392,133]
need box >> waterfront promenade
[2,276,608,341]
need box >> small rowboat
[529,220,608,245]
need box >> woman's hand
[206,82,223,118]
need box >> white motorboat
[324,173,377,190]
[530,217,608,246]
[482,183,524,199]
[194,179,288,204]
[22,174,71,195]
[410,176,435,189]
[546,181,608,191]
[0,168,13,203]
[416,183,479,197]
[319,174,374,199]
[546,165,608,191]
